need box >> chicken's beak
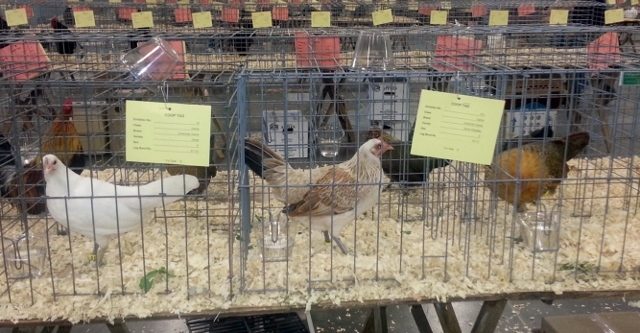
[381,141,394,154]
[43,156,55,174]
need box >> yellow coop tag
[411,90,505,165]
[126,101,212,166]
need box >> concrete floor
[2,297,639,332]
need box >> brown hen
[485,132,590,212]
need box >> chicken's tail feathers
[136,174,199,209]
[244,137,285,179]
[560,131,590,159]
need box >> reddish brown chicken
[1,135,47,215]
[484,132,590,212]
[41,98,86,175]
[0,99,86,216]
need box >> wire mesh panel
[234,24,640,306]
[0,28,241,319]
[1,7,640,325]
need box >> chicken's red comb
[62,98,73,115]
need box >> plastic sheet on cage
[294,33,340,69]
[433,35,483,73]
[0,42,50,81]
[587,31,621,70]
[121,37,186,80]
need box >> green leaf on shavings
[559,262,597,275]
[139,267,173,293]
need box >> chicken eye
[376,143,382,149]
[53,160,57,165]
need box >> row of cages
[0,0,629,32]
[0,25,639,321]
[1,67,640,320]
[0,25,639,82]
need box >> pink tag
[166,40,188,80]
[587,32,620,70]
[433,35,483,72]
[117,7,137,21]
[222,7,240,23]
[418,5,436,16]
[0,42,50,81]
[272,7,289,21]
[20,5,34,18]
[73,6,91,13]
[291,0,303,4]
[518,4,536,17]
[175,8,193,23]
[294,33,341,69]
[471,4,488,18]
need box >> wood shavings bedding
[0,156,639,323]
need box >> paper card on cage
[192,11,213,28]
[74,10,96,28]
[109,0,122,3]
[604,8,624,24]
[174,8,193,23]
[517,4,536,17]
[430,10,448,25]
[372,9,393,26]
[222,7,240,23]
[272,6,289,21]
[471,4,488,18]
[167,40,188,80]
[587,32,620,70]
[294,33,340,69]
[632,0,639,5]
[125,101,212,167]
[433,35,482,72]
[549,9,568,25]
[489,10,509,26]
[311,11,330,28]
[252,11,273,28]
[0,42,50,81]
[5,8,28,27]
[132,11,154,28]
[411,90,505,165]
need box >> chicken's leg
[90,242,107,266]
[331,235,349,255]
[322,231,348,254]
[323,230,331,243]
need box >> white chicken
[43,154,199,264]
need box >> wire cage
[0,30,242,317]
[0,6,639,325]
[234,24,640,303]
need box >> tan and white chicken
[245,138,393,254]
